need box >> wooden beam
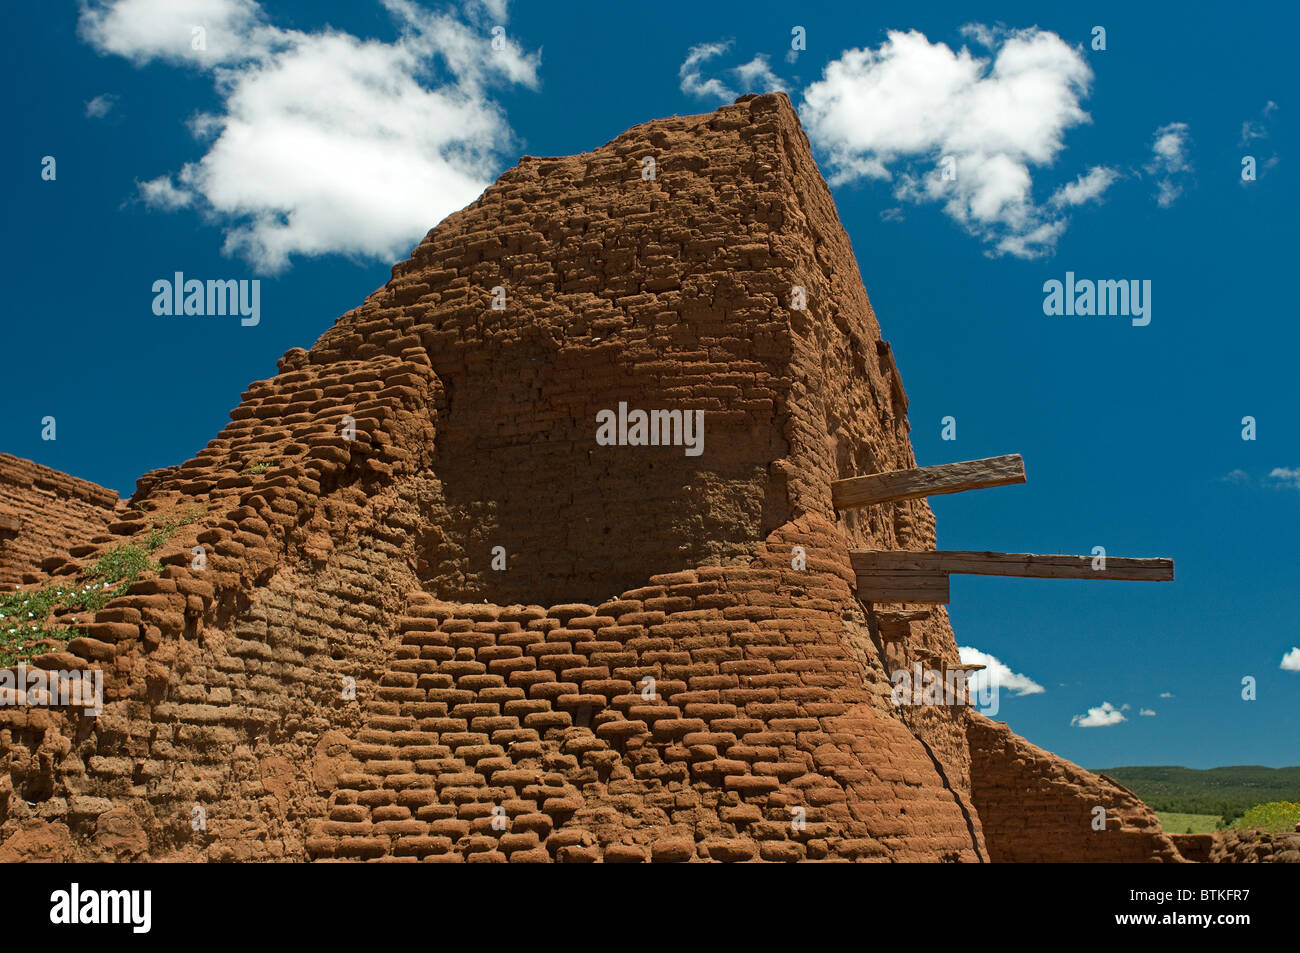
[851,550,1174,582]
[875,608,929,639]
[874,609,931,624]
[856,571,950,604]
[832,454,1025,510]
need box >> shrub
[85,544,160,586]
[1234,801,1300,832]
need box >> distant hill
[1095,766,1300,821]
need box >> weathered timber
[856,571,950,604]
[873,609,932,623]
[831,454,1025,510]
[851,550,1174,581]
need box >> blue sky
[3,0,1296,769]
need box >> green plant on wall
[0,505,203,665]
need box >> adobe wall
[0,348,444,859]
[1209,829,1300,863]
[0,94,994,861]
[967,714,1182,862]
[0,453,122,590]
[304,518,984,862]
[0,93,1174,862]
[303,92,936,608]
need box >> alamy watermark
[1043,272,1151,327]
[891,663,998,716]
[152,273,260,326]
[49,883,150,933]
[595,402,704,457]
[0,664,103,716]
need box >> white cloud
[679,42,786,102]
[679,41,736,101]
[1145,122,1192,208]
[958,646,1046,697]
[800,25,1100,259]
[1070,700,1126,727]
[1050,165,1117,207]
[80,0,539,273]
[469,0,509,24]
[1139,708,1156,717]
[1159,691,1174,698]
[77,0,277,66]
[1281,647,1300,672]
[733,55,785,94]
[138,174,193,209]
[1240,100,1278,145]
[85,93,119,118]
[1268,467,1300,489]
[958,23,998,48]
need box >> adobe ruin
[0,93,1187,862]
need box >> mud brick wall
[310,91,935,608]
[0,93,1173,862]
[967,714,1182,862]
[306,517,982,862]
[0,347,443,859]
[1168,832,1215,862]
[0,453,122,589]
[1209,829,1300,863]
[302,90,976,817]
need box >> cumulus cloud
[1070,701,1126,727]
[800,25,1105,259]
[79,0,539,273]
[84,93,118,118]
[1159,691,1174,698]
[1281,647,1300,672]
[679,41,786,102]
[1139,708,1156,717]
[958,646,1046,697]
[1145,122,1192,208]
[79,0,269,65]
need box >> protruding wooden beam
[874,608,931,623]
[875,608,930,639]
[856,571,950,604]
[831,454,1025,510]
[851,550,1174,582]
